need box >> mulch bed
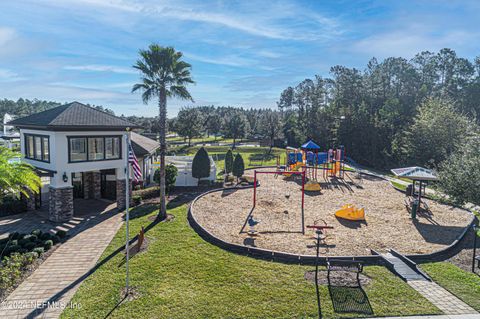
[0,242,61,302]
[192,168,472,257]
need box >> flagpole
[125,128,131,296]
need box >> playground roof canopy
[301,140,321,150]
[390,166,438,181]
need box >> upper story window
[68,136,121,163]
[25,134,50,163]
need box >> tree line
[170,106,283,148]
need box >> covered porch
[27,167,131,222]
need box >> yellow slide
[335,204,365,221]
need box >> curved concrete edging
[188,167,476,266]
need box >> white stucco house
[9,102,159,222]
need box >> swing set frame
[240,169,306,234]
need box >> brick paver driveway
[0,199,124,318]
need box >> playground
[192,141,473,257]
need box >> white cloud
[0,27,16,47]
[352,29,479,59]
[63,64,137,74]
[0,68,25,82]
[183,52,256,67]
[43,0,341,41]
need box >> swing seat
[305,181,321,192]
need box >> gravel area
[192,168,473,256]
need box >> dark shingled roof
[131,132,159,157]
[8,101,139,131]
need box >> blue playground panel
[317,152,328,164]
[288,152,304,165]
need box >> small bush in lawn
[32,247,44,256]
[56,230,67,239]
[0,238,9,246]
[40,233,52,240]
[43,240,53,251]
[18,248,28,254]
[132,195,142,206]
[31,229,42,237]
[23,242,36,251]
[8,232,20,240]
[51,235,60,244]
[9,240,18,246]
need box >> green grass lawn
[422,262,480,311]
[62,202,440,319]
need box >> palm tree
[132,44,194,219]
[0,147,41,203]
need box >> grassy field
[62,202,440,319]
[422,262,480,311]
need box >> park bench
[326,259,363,287]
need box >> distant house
[9,102,159,222]
[163,156,217,186]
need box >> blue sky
[0,0,479,117]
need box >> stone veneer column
[49,186,74,222]
[92,172,101,199]
[83,172,92,199]
[116,179,132,211]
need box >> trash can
[411,199,419,219]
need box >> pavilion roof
[390,166,438,181]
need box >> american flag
[128,143,142,182]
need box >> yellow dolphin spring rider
[335,204,365,221]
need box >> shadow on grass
[328,285,373,315]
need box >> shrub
[9,240,18,246]
[225,149,234,176]
[23,242,36,251]
[51,235,61,244]
[17,248,28,254]
[32,247,44,256]
[5,244,21,256]
[192,147,211,185]
[40,232,52,240]
[133,186,160,200]
[24,251,38,260]
[0,197,27,216]
[232,153,245,181]
[18,238,29,247]
[165,164,178,194]
[0,238,8,246]
[23,234,37,242]
[0,253,37,292]
[56,230,67,239]
[153,164,178,194]
[31,229,42,237]
[43,240,53,251]
[132,195,142,206]
[8,232,20,240]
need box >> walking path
[0,200,124,319]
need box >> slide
[335,204,365,221]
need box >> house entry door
[72,172,84,198]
